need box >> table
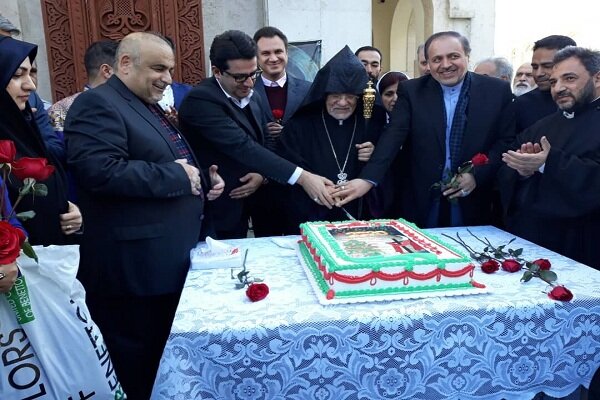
[151,226,600,400]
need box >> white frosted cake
[299,219,481,301]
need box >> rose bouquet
[443,229,573,301]
[0,139,55,262]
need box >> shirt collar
[261,72,287,88]
[440,79,464,95]
[216,77,253,109]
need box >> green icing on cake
[298,241,475,299]
[300,219,471,273]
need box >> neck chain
[321,109,357,185]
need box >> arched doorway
[372,0,432,78]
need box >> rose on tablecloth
[501,259,521,273]
[246,283,269,302]
[481,260,500,274]
[533,258,551,271]
[232,249,269,302]
[443,229,573,302]
[548,285,573,301]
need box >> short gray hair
[476,57,513,81]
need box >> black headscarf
[0,36,70,245]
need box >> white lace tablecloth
[151,226,600,400]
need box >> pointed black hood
[300,45,369,108]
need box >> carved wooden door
[41,0,205,101]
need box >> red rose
[548,285,573,301]
[0,140,16,164]
[272,109,284,121]
[246,282,269,302]
[481,260,500,274]
[0,221,25,264]
[11,157,55,181]
[501,259,521,273]
[532,258,551,271]
[471,153,489,167]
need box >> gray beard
[513,85,534,96]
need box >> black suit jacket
[253,74,311,124]
[178,77,298,230]
[360,72,515,227]
[65,76,205,296]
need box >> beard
[513,84,534,97]
[554,79,596,112]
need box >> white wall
[1,0,51,101]
[431,0,496,68]
[266,0,372,67]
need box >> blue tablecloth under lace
[151,226,600,400]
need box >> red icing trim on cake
[471,280,486,289]
[326,290,336,299]
[323,265,475,285]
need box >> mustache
[555,90,572,98]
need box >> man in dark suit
[336,31,515,228]
[179,30,335,239]
[250,26,311,236]
[65,32,224,399]
[514,35,576,133]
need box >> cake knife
[341,207,357,221]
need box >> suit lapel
[284,76,302,122]
[424,78,446,153]
[248,97,265,143]
[460,74,481,162]
[253,78,271,121]
[108,77,185,160]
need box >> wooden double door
[41,0,206,101]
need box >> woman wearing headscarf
[374,71,411,217]
[377,71,410,119]
[277,46,386,231]
[0,36,82,245]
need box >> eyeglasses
[222,69,262,83]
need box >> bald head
[116,32,171,71]
[116,32,174,104]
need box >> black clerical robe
[500,98,600,269]
[514,88,558,133]
[278,109,383,231]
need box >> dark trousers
[248,183,290,237]
[86,292,180,400]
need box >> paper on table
[190,237,242,270]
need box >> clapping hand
[207,165,225,201]
[502,136,551,177]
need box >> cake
[299,219,481,301]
